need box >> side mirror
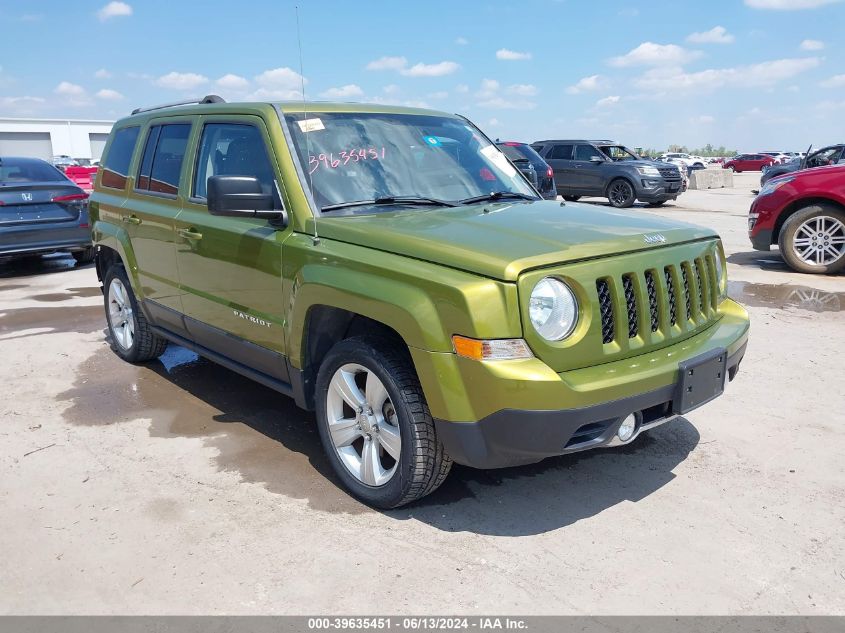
[589,156,605,164]
[207,175,286,225]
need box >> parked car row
[760,144,845,185]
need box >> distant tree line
[637,144,737,158]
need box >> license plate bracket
[674,348,727,414]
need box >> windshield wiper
[322,196,457,212]
[458,191,538,205]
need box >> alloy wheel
[107,278,135,350]
[791,215,845,266]
[609,181,633,207]
[325,363,401,487]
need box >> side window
[136,126,161,191]
[101,126,140,190]
[574,144,602,161]
[193,123,277,200]
[549,144,573,160]
[148,124,191,195]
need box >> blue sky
[1,0,843,151]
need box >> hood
[313,200,717,281]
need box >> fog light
[617,414,637,442]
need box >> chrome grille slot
[596,279,615,344]
[622,274,638,339]
[645,270,659,332]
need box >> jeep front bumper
[410,299,749,469]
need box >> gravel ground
[1,172,843,615]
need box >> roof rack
[131,94,226,116]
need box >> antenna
[295,5,319,246]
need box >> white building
[0,117,114,162]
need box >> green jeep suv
[90,97,749,508]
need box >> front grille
[644,270,659,332]
[622,274,639,338]
[596,279,615,344]
[658,167,682,181]
[596,254,718,346]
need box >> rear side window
[101,126,140,190]
[549,144,573,160]
[135,123,191,196]
[193,123,276,199]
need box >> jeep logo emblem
[643,234,667,244]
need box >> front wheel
[778,205,845,274]
[315,337,452,508]
[607,179,636,208]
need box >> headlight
[636,166,661,177]
[758,175,795,197]
[529,278,578,341]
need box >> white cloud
[566,74,605,94]
[454,84,469,94]
[55,81,86,96]
[487,118,501,128]
[320,84,364,99]
[215,73,249,90]
[800,39,825,50]
[609,42,702,67]
[496,48,532,61]
[250,67,307,100]
[455,37,468,45]
[476,79,500,99]
[745,0,842,9]
[507,84,537,96]
[595,95,621,107]
[97,1,132,21]
[366,56,408,71]
[692,115,715,124]
[687,26,735,44]
[96,88,124,100]
[401,61,460,77]
[820,74,845,87]
[634,57,822,92]
[383,84,400,94]
[155,71,208,90]
[94,68,112,79]
[0,95,45,110]
[427,91,449,100]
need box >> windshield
[284,111,538,212]
[0,159,68,185]
[599,145,640,161]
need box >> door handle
[122,215,142,225]
[178,228,203,240]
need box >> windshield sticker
[423,135,442,147]
[297,118,325,133]
[480,144,517,178]
[308,148,386,174]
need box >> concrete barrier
[689,168,733,190]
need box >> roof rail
[131,94,226,116]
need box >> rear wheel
[103,264,168,362]
[563,195,581,202]
[72,247,95,265]
[778,204,845,274]
[315,337,452,508]
[607,179,636,208]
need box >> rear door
[173,116,291,382]
[543,143,574,194]
[122,118,191,319]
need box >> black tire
[72,247,95,265]
[778,204,845,275]
[646,201,667,207]
[607,178,636,208]
[103,264,168,362]
[563,195,581,202]
[315,336,452,509]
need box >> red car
[725,154,777,172]
[749,165,845,274]
[63,165,98,192]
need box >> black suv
[531,140,683,208]
[495,141,556,199]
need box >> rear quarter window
[101,126,140,190]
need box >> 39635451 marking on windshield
[309,148,387,174]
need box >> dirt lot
[1,172,843,615]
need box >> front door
[572,144,606,194]
[174,116,291,382]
